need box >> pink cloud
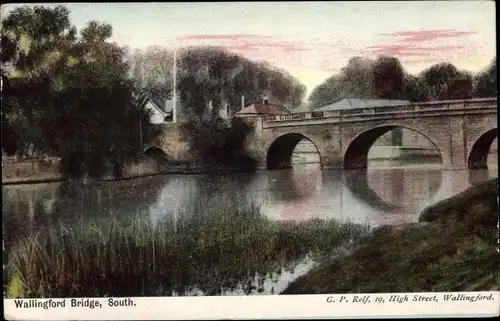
[174,29,480,73]
[368,28,479,66]
[365,44,466,58]
[378,29,477,43]
[179,34,275,41]
[176,34,353,71]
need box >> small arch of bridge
[467,127,498,170]
[343,125,444,169]
[144,146,170,165]
[266,133,323,170]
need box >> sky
[2,1,497,95]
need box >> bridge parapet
[260,98,497,127]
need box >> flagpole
[173,40,177,124]
[172,38,178,233]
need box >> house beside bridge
[137,91,232,124]
[136,93,177,124]
[235,98,288,118]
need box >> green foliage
[402,74,429,102]
[182,115,257,170]
[309,57,375,108]
[132,46,307,117]
[372,55,405,99]
[474,57,497,98]
[4,203,369,297]
[308,56,496,109]
[420,62,474,100]
[1,5,160,179]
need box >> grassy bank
[282,178,499,294]
[4,205,369,298]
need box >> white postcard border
[4,292,500,320]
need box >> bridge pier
[319,154,343,170]
[445,117,468,170]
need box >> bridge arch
[144,146,170,165]
[343,125,443,169]
[266,133,322,170]
[468,128,497,170]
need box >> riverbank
[1,158,252,186]
[281,178,499,294]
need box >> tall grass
[5,204,369,298]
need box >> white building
[137,94,178,124]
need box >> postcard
[2,1,498,320]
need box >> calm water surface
[3,159,498,296]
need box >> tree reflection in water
[4,174,368,298]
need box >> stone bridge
[243,98,498,170]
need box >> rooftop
[316,98,411,111]
[235,102,289,116]
[136,91,177,114]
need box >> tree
[338,57,375,99]
[128,46,174,97]
[401,74,429,102]
[308,57,375,109]
[308,76,341,109]
[419,62,473,100]
[448,71,474,100]
[2,5,159,179]
[372,56,405,99]
[1,5,77,156]
[474,57,497,98]
[130,46,307,118]
[51,21,158,178]
[308,58,375,109]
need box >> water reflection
[3,161,498,297]
[344,168,443,213]
[3,177,168,247]
[5,165,498,236]
[266,166,324,220]
[5,164,498,242]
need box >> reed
[5,204,369,298]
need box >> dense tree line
[129,45,307,168]
[129,46,307,117]
[308,56,497,109]
[2,5,306,176]
[1,6,160,179]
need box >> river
[2,157,498,297]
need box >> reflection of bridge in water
[238,98,497,171]
[3,163,498,242]
[259,163,497,224]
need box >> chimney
[241,95,245,110]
